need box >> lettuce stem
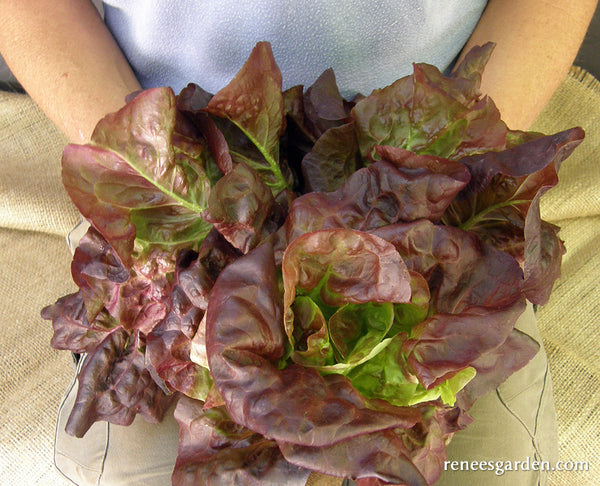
[460,199,530,231]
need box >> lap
[54,358,179,486]
[438,304,558,485]
[55,305,557,486]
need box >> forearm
[0,0,141,143]
[459,0,597,130]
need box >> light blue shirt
[102,0,488,97]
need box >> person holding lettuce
[0,0,596,485]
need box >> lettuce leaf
[64,329,175,438]
[456,328,540,411]
[285,156,470,243]
[145,264,211,401]
[172,396,311,485]
[351,43,506,162]
[206,242,422,449]
[201,162,280,253]
[42,291,118,354]
[445,127,584,303]
[62,88,213,267]
[347,334,476,407]
[206,42,290,196]
[301,122,360,192]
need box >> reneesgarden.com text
[444,457,589,476]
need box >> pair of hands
[0,0,597,143]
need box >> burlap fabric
[0,92,79,485]
[0,66,598,485]
[529,67,600,486]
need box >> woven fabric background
[0,93,80,236]
[530,67,600,486]
[0,65,598,485]
[0,92,78,485]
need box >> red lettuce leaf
[206,242,421,449]
[176,83,235,178]
[285,156,469,243]
[177,83,213,112]
[282,85,306,134]
[351,44,506,162]
[522,190,566,304]
[178,229,241,311]
[177,228,241,311]
[145,234,241,400]
[282,70,357,193]
[206,42,289,196]
[76,227,173,334]
[456,127,584,203]
[201,162,280,253]
[43,226,173,347]
[70,226,130,321]
[43,229,180,433]
[371,220,526,388]
[456,328,540,410]
[172,396,311,486]
[108,248,174,334]
[65,329,174,438]
[371,221,523,312]
[145,284,211,400]
[42,291,118,354]
[278,429,427,486]
[279,404,462,485]
[281,67,352,149]
[404,304,526,390]
[281,84,315,189]
[450,43,495,96]
[448,127,584,304]
[282,229,412,310]
[302,68,351,139]
[301,122,360,192]
[62,88,213,267]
